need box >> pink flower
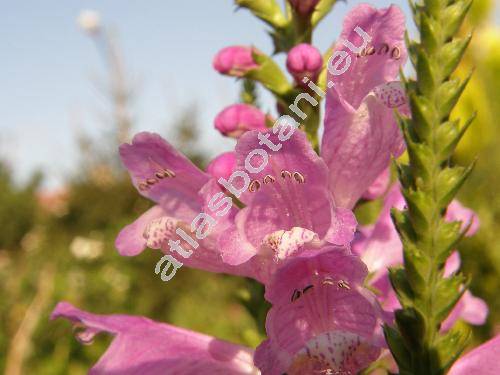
[449,334,500,374]
[353,184,488,329]
[288,0,320,15]
[286,43,323,85]
[362,168,391,200]
[254,250,388,374]
[218,4,412,280]
[213,46,258,77]
[51,302,259,374]
[207,152,237,181]
[218,130,357,282]
[322,4,409,208]
[115,132,254,278]
[214,104,268,138]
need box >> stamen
[146,178,157,185]
[293,172,305,183]
[366,45,375,55]
[303,285,314,294]
[263,175,276,184]
[391,46,401,60]
[337,280,351,290]
[281,170,292,179]
[249,180,261,192]
[291,289,302,302]
[378,43,390,55]
[138,182,149,191]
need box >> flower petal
[119,132,209,205]
[362,168,391,200]
[115,205,166,256]
[223,130,356,260]
[322,4,407,209]
[323,84,405,209]
[257,251,384,374]
[328,4,407,108]
[51,302,259,375]
[449,335,500,375]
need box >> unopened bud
[213,46,259,77]
[288,0,320,16]
[286,43,323,85]
[214,104,267,138]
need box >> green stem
[385,0,474,373]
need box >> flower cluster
[53,2,497,374]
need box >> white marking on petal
[373,81,406,108]
[289,331,376,374]
[261,227,319,260]
[143,216,179,249]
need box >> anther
[293,172,305,183]
[138,182,149,191]
[146,178,157,185]
[366,45,375,55]
[249,180,261,192]
[302,285,314,294]
[263,175,276,184]
[391,46,401,60]
[291,289,302,302]
[281,170,292,179]
[378,43,390,55]
[322,277,335,286]
[337,280,351,290]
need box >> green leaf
[442,0,473,40]
[439,35,472,79]
[389,267,415,307]
[235,0,287,28]
[383,325,412,371]
[435,164,475,207]
[409,94,435,141]
[435,71,472,121]
[395,307,427,349]
[435,115,474,163]
[432,325,470,373]
[311,0,337,26]
[433,274,467,322]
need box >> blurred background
[1,1,499,374]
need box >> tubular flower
[254,250,388,375]
[448,334,500,375]
[115,132,254,278]
[213,46,258,77]
[353,184,487,329]
[218,130,357,282]
[214,104,268,138]
[323,4,408,209]
[51,302,259,374]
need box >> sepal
[235,0,287,28]
[440,35,472,79]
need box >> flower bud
[77,10,101,35]
[207,152,237,182]
[213,46,258,77]
[214,104,268,138]
[288,0,320,16]
[286,43,323,85]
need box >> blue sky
[2,0,418,188]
